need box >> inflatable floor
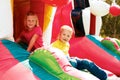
[0,37,120,80]
[0,40,59,80]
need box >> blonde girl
[16,11,43,52]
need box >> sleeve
[34,26,43,36]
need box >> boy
[51,25,107,80]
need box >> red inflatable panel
[69,36,120,76]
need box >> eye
[63,33,66,36]
[27,20,30,22]
[32,20,35,22]
[67,35,70,37]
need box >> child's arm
[15,32,23,43]
[15,37,21,43]
[27,34,39,52]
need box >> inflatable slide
[69,35,120,76]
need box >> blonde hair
[60,25,73,34]
[57,25,73,39]
[24,11,39,27]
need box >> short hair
[57,25,74,40]
[60,25,73,33]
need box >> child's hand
[30,51,34,55]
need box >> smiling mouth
[63,39,67,41]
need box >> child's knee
[69,58,77,67]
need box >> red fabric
[41,0,70,7]
[52,2,73,42]
[20,26,43,49]
[89,14,96,35]
[69,36,120,76]
[0,41,39,80]
[30,0,45,30]
[0,42,18,77]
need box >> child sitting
[51,25,107,80]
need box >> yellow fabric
[43,4,54,32]
[11,0,13,14]
[51,40,70,55]
[42,4,56,45]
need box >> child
[51,25,107,80]
[16,11,43,52]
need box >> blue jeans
[69,57,107,80]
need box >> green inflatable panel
[101,38,120,55]
[29,49,79,80]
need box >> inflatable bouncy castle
[0,0,120,80]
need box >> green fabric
[29,49,80,80]
[101,40,120,55]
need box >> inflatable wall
[0,0,14,41]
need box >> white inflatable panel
[0,0,14,41]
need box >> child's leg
[75,58,107,80]
[18,41,28,50]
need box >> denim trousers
[69,57,107,80]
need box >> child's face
[59,30,72,43]
[26,15,37,29]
